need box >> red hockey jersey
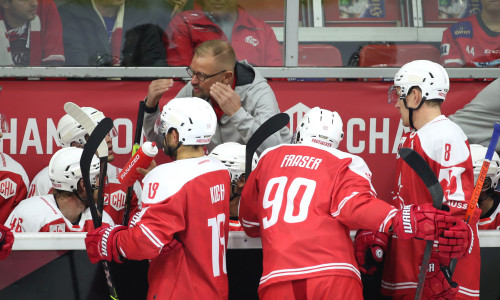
[239,143,397,291]
[440,14,500,67]
[116,156,230,300]
[0,153,29,224]
[382,115,480,299]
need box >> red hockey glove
[85,225,127,264]
[424,254,459,300]
[353,230,389,275]
[0,224,14,260]
[437,219,473,261]
[392,203,456,241]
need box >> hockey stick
[81,117,119,300]
[122,101,145,225]
[399,147,444,300]
[245,113,290,177]
[449,122,500,275]
[65,102,109,226]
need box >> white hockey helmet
[294,107,344,149]
[470,144,500,189]
[388,60,449,103]
[57,107,107,147]
[154,97,216,145]
[209,142,258,183]
[49,147,100,192]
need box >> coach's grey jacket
[143,60,291,155]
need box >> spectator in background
[166,0,282,67]
[0,114,29,225]
[143,40,291,155]
[0,0,64,66]
[58,0,171,66]
[120,23,167,67]
[449,77,500,152]
[6,147,114,232]
[469,144,500,230]
[440,0,500,67]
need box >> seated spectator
[166,0,282,67]
[58,0,171,66]
[440,0,500,67]
[0,0,65,66]
[5,147,114,232]
[0,114,29,225]
[449,77,500,152]
[470,144,500,230]
[208,142,258,231]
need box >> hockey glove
[423,254,459,300]
[0,224,14,260]
[85,225,127,264]
[353,230,389,275]
[437,219,473,261]
[392,203,456,241]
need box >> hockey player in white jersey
[0,114,29,225]
[209,142,258,230]
[28,106,142,225]
[5,147,114,232]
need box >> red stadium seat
[358,44,441,67]
[280,44,343,66]
[323,0,402,27]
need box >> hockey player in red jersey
[440,0,500,67]
[85,97,231,300]
[0,114,29,224]
[28,107,142,226]
[209,142,258,231]
[5,147,114,232]
[469,144,500,230]
[356,60,478,299]
[239,106,472,300]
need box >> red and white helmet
[49,147,100,192]
[57,107,107,147]
[389,60,449,103]
[470,144,500,189]
[155,97,217,145]
[294,107,344,149]
[209,142,258,183]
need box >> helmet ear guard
[294,107,344,149]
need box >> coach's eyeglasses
[186,67,226,82]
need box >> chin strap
[402,95,425,130]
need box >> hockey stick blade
[399,147,444,300]
[245,113,290,177]
[80,117,119,300]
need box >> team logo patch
[109,190,127,211]
[49,224,65,232]
[451,21,473,39]
[0,178,17,199]
[245,36,259,47]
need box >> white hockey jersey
[0,152,29,224]
[4,194,114,232]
